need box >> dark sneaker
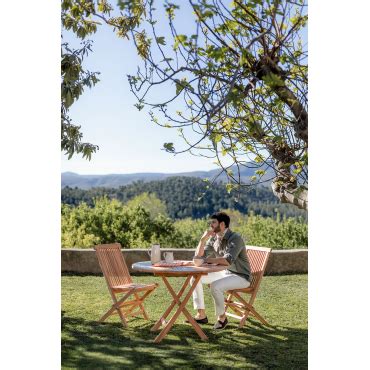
[213,317,228,330]
[185,316,209,324]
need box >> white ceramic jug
[148,244,161,264]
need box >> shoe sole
[213,322,228,330]
[184,319,208,324]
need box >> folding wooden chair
[225,246,272,328]
[94,243,158,327]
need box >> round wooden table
[132,261,227,343]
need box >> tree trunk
[271,160,308,211]
[271,181,307,210]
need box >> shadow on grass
[62,314,307,369]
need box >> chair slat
[95,243,133,286]
[246,248,270,290]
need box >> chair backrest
[246,246,272,291]
[94,243,132,287]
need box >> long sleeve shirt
[203,229,251,282]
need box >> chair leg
[224,293,232,312]
[98,305,117,322]
[129,288,156,319]
[233,292,270,327]
[135,292,149,320]
[124,292,148,319]
[244,304,270,326]
[239,309,251,328]
[99,287,156,326]
[99,289,135,327]
[225,293,245,317]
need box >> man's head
[209,212,230,234]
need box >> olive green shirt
[203,229,251,282]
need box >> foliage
[62,274,307,368]
[172,218,208,248]
[61,176,307,220]
[172,209,307,249]
[235,211,308,249]
[61,40,100,160]
[61,197,307,249]
[61,0,147,159]
[125,0,308,209]
[124,192,168,218]
[61,197,176,248]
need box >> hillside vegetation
[62,176,307,220]
[62,196,307,249]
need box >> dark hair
[210,212,230,228]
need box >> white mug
[193,257,204,267]
[163,252,174,263]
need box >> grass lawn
[62,274,307,369]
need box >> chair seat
[112,282,158,293]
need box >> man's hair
[210,212,230,228]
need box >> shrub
[61,197,176,248]
[61,198,308,249]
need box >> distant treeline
[61,176,307,221]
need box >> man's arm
[204,257,230,266]
[195,229,215,257]
[222,236,245,265]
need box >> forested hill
[62,176,307,220]
[61,165,274,189]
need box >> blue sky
[61,3,220,175]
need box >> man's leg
[210,273,250,322]
[191,271,228,318]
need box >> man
[190,211,251,330]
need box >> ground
[62,274,307,369]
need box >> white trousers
[191,270,250,316]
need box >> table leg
[151,276,191,332]
[162,275,208,341]
[153,274,208,343]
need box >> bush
[61,197,176,248]
[61,198,308,249]
[235,213,308,249]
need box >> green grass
[62,274,307,369]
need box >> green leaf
[156,36,166,45]
[175,80,184,95]
[174,34,187,50]
[262,73,285,88]
[134,102,144,111]
[163,142,175,153]
[65,90,74,108]
[175,78,194,95]
[226,183,234,193]
[212,133,222,144]
[254,155,264,163]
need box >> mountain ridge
[61,165,274,189]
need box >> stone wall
[61,247,307,275]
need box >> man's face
[210,219,222,233]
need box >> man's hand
[201,229,215,242]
